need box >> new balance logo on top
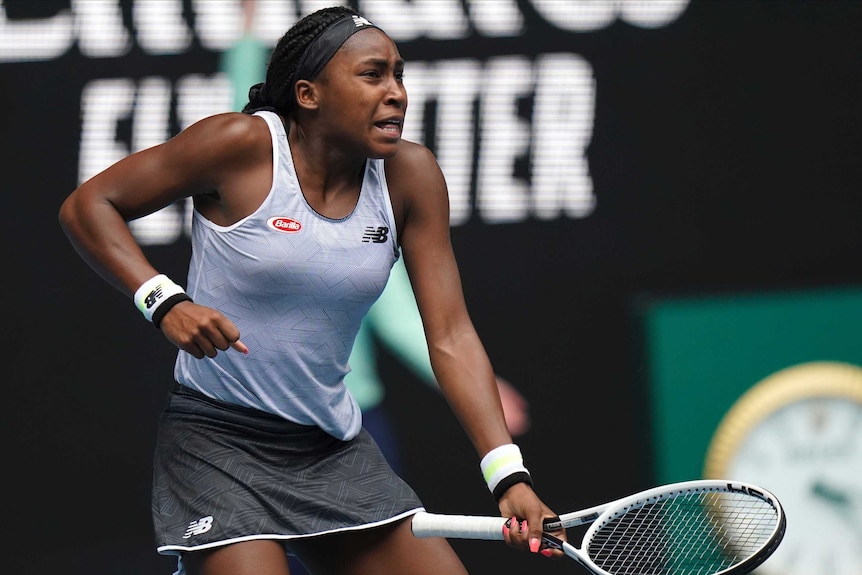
[362,226,389,243]
[183,516,213,539]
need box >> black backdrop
[4,1,862,573]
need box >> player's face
[316,29,407,158]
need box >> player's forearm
[59,191,157,296]
[430,337,513,456]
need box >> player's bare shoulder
[180,113,275,224]
[385,139,446,194]
[384,139,449,232]
[176,112,271,162]
[389,138,438,167]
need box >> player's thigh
[293,517,469,575]
[182,539,291,575]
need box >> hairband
[244,13,380,114]
[289,14,380,89]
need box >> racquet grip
[411,512,507,540]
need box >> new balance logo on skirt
[183,516,213,538]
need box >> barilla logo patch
[267,216,302,233]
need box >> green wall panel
[640,286,862,483]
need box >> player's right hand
[159,301,249,358]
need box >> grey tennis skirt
[153,384,424,558]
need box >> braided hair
[243,6,359,115]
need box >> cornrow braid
[243,6,359,115]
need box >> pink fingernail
[530,538,540,553]
[541,549,553,557]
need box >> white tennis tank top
[174,110,400,440]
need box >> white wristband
[480,444,532,500]
[133,274,188,324]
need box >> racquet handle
[411,512,507,540]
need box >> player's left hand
[498,482,566,559]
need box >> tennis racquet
[412,479,785,575]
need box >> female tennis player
[58,5,563,575]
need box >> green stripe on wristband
[480,444,532,500]
[482,451,524,483]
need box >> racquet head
[542,480,786,575]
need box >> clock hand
[810,479,862,538]
[811,480,850,507]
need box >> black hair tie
[243,83,278,114]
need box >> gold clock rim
[703,360,862,479]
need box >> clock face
[704,362,862,575]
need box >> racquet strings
[587,489,780,575]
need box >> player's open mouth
[375,120,402,135]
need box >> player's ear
[294,80,319,111]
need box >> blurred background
[4,0,862,573]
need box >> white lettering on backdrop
[0,0,688,242]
